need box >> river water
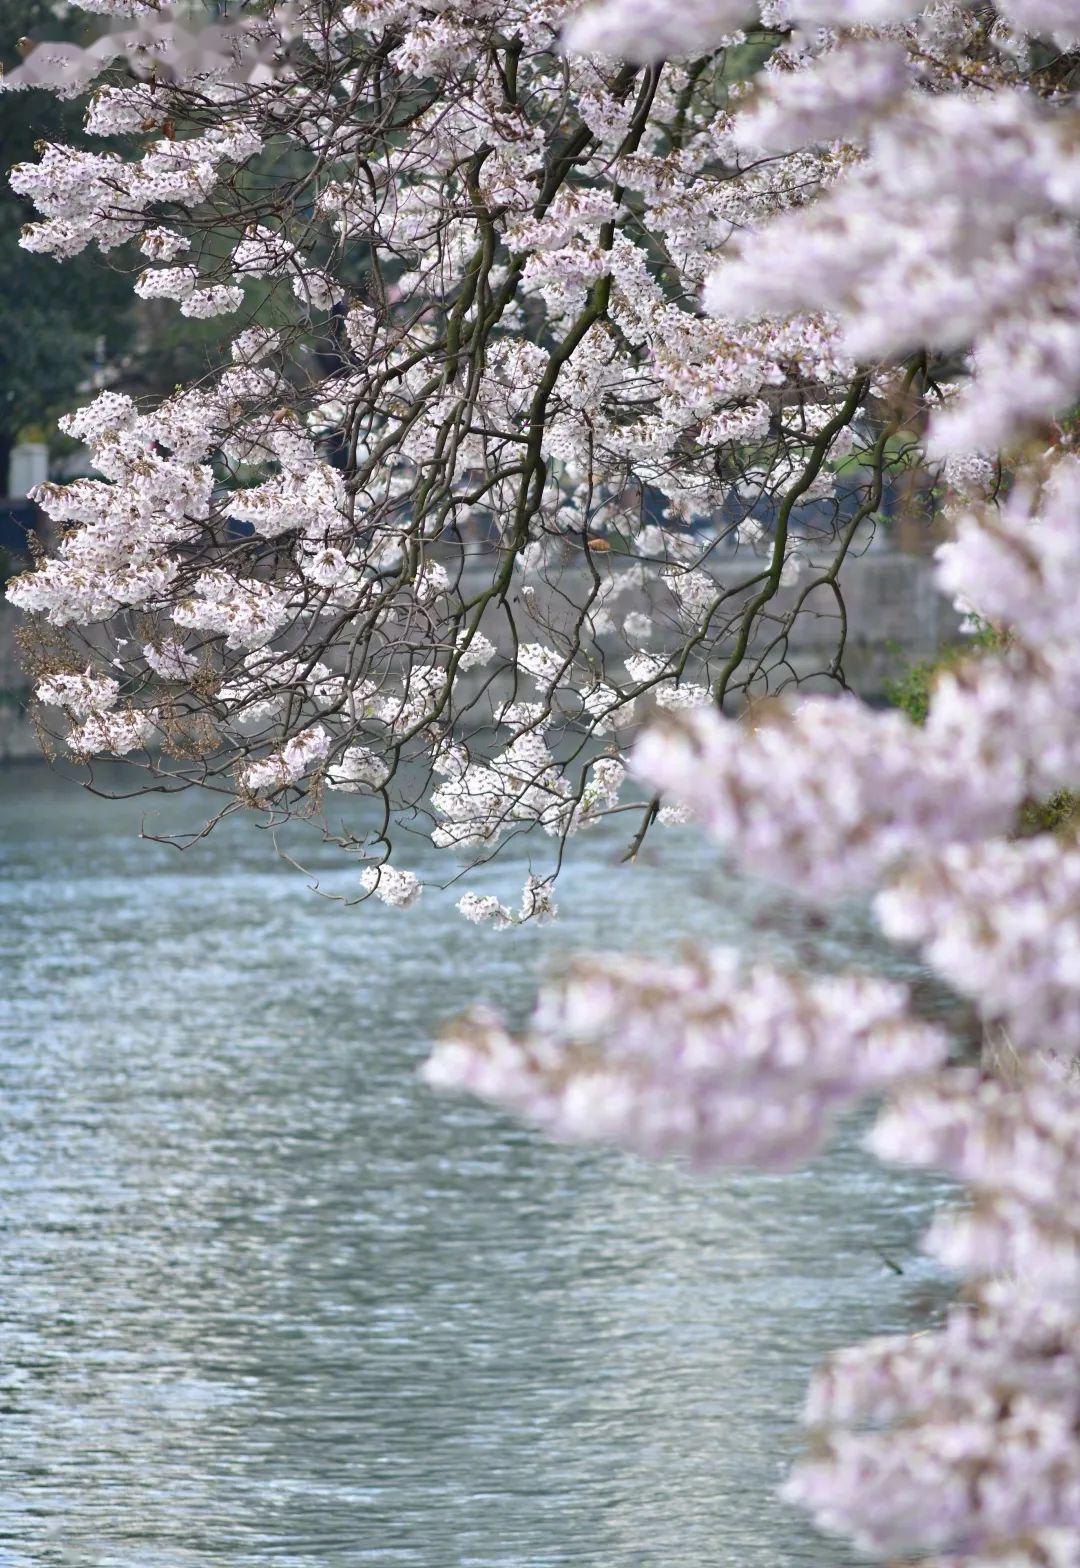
[0,765,954,1568]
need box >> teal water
[0,766,953,1567]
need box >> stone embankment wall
[0,599,36,763]
[0,552,958,764]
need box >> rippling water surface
[0,767,954,1567]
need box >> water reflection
[0,768,954,1566]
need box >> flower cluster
[456,872,559,928]
[788,1061,1080,1559]
[636,696,1019,900]
[424,951,948,1167]
[878,838,1080,1055]
[360,863,422,909]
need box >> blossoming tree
[7,2,1080,1564]
[423,4,1080,1565]
[7,0,944,913]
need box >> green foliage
[885,622,1002,726]
[0,1,135,479]
[885,651,944,726]
[1,4,265,481]
[1018,788,1080,837]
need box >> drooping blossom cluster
[6,0,956,913]
[424,950,948,1166]
[8,1,1080,911]
[457,872,558,929]
[635,458,1080,901]
[360,863,422,909]
[786,1060,1080,1559]
[572,0,1080,455]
